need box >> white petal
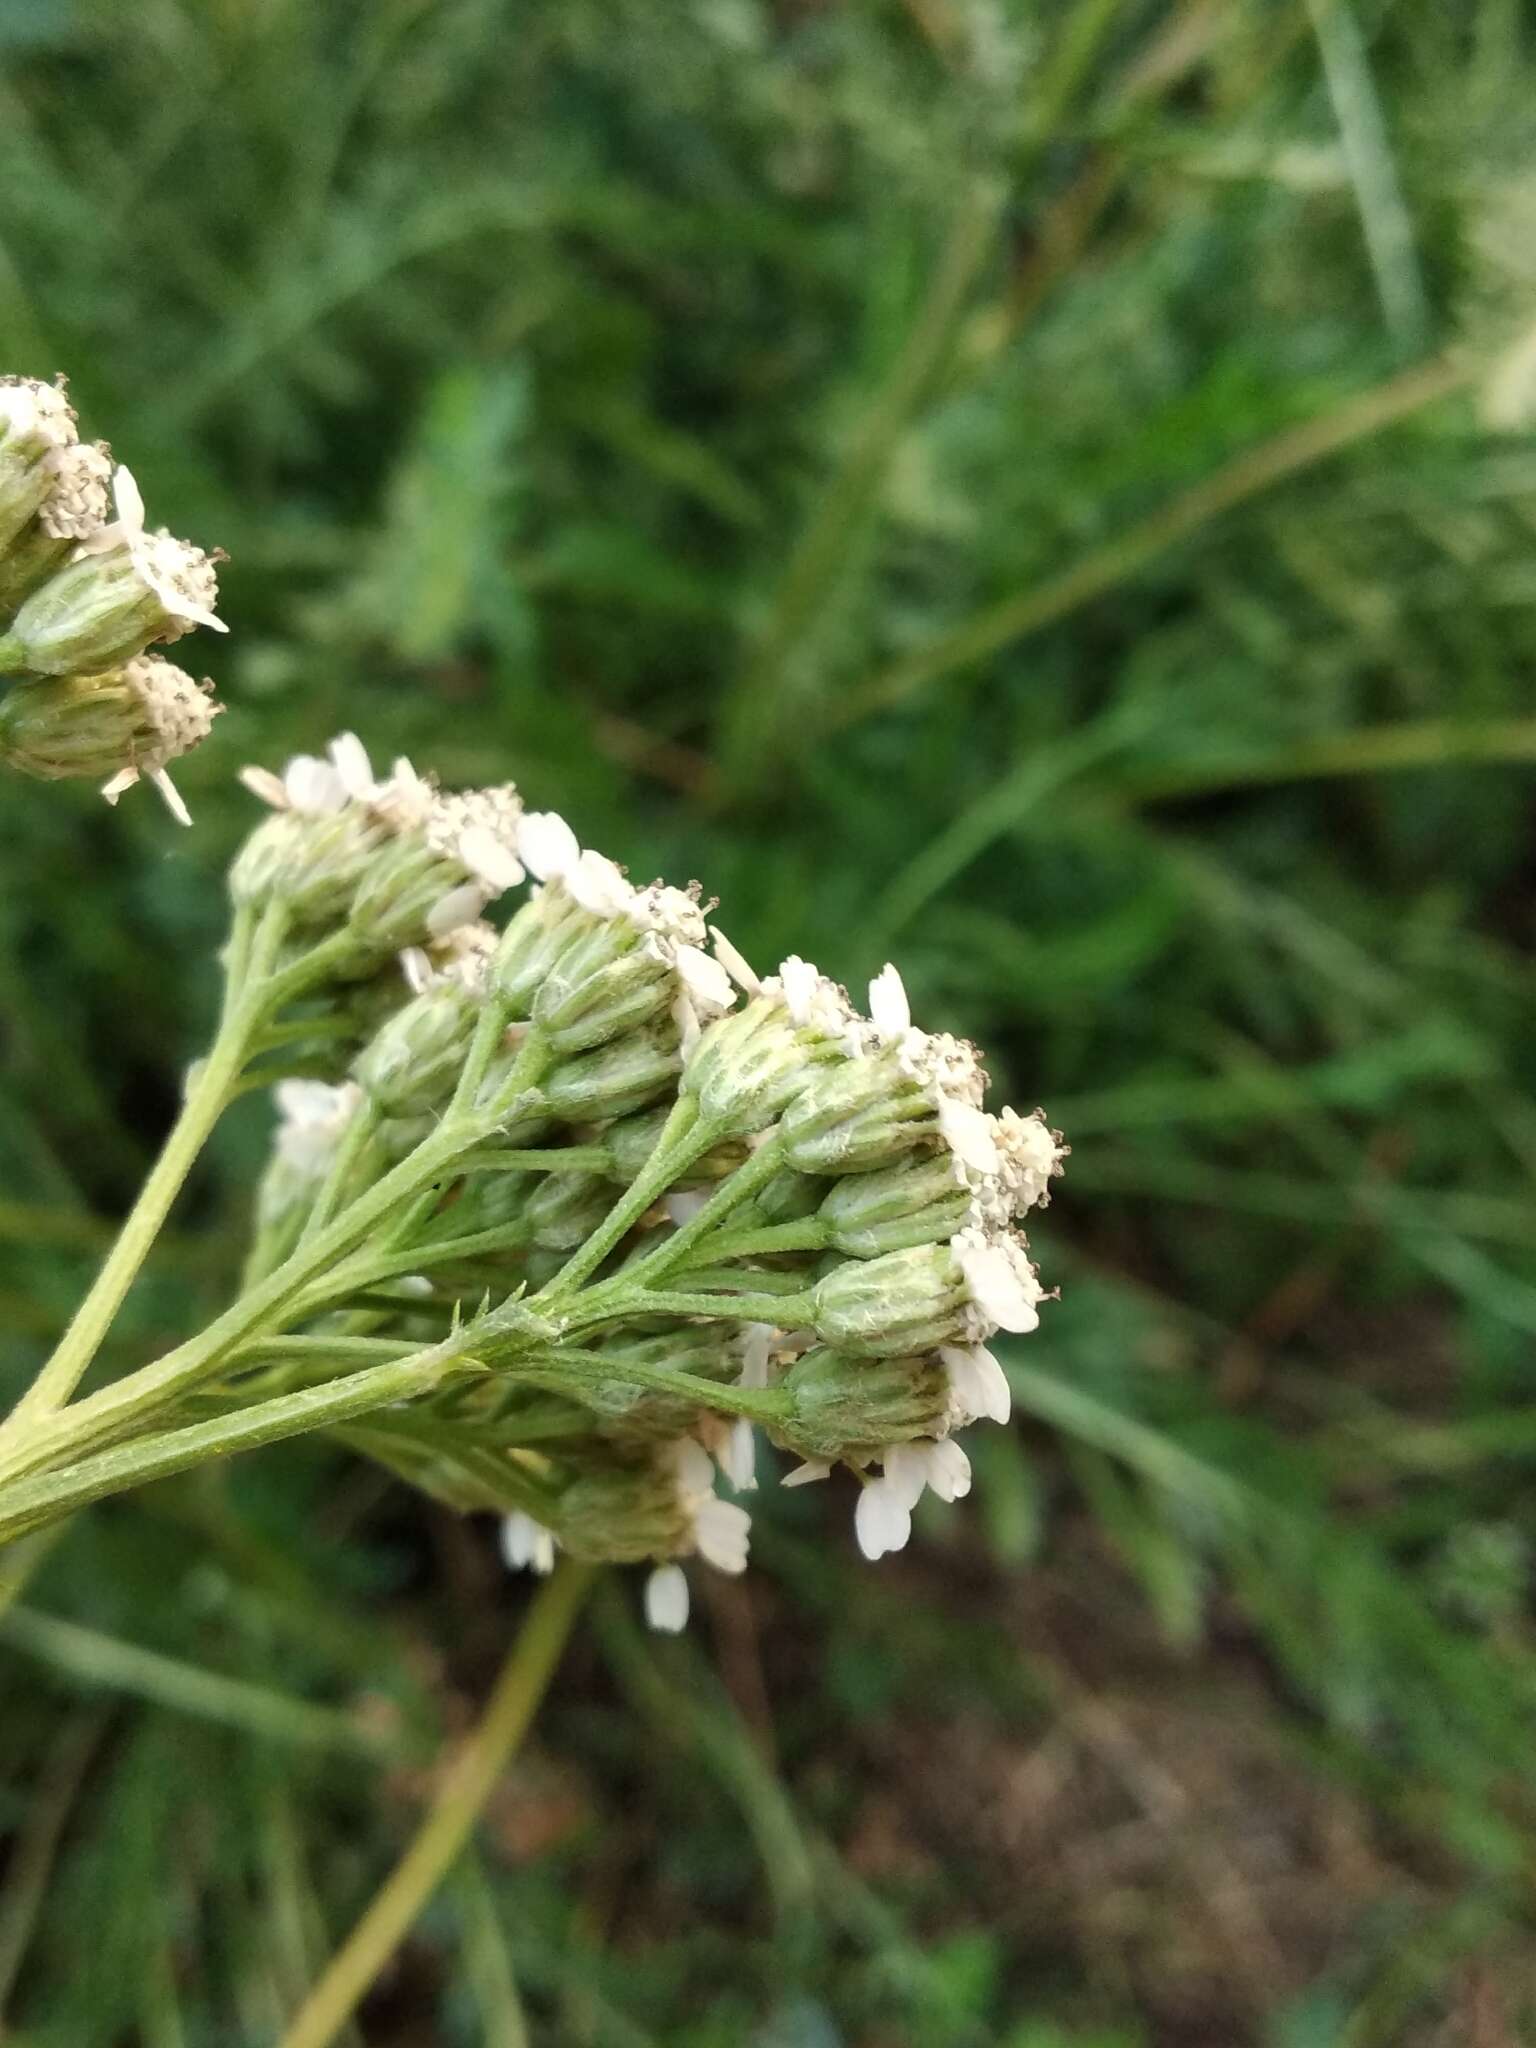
[737,1323,775,1391]
[938,1096,1002,1176]
[694,1497,751,1573]
[399,947,435,995]
[854,1480,911,1560]
[941,1343,1012,1426]
[148,766,192,826]
[99,766,137,806]
[111,464,146,536]
[675,943,734,1013]
[781,1458,831,1487]
[457,823,524,892]
[777,955,819,1026]
[500,1510,556,1574]
[517,810,580,880]
[328,732,376,799]
[566,849,633,918]
[239,764,291,810]
[425,881,488,938]
[644,1564,690,1633]
[710,926,761,994]
[672,990,703,1056]
[284,756,349,815]
[665,1189,709,1226]
[881,1442,933,1511]
[924,1438,972,1502]
[868,963,911,1038]
[672,1437,716,1502]
[719,1418,757,1492]
[955,1236,1041,1334]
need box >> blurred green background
[2,1,1536,2041]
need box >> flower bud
[0,376,77,552]
[779,1051,943,1173]
[0,657,218,823]
[0,440,113,612]
[683,984,846,1135]
[571,1324,740,1441]
[518,1170,615,1250]
[541,1027,681,1124]
[492,885,596,1016]
[818,1152,972,1257]
[353,979,482,1117]
[811,1244,971,1357]
[599,1104,748,1185]
[554,1452,699,1565]
[555,1437,750,1571]
[348,783,523,951]
[0,465,224,676]
[775,1347,949,1460]
[734,1165,824,1228]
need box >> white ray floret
[940,1343,1012,1428]
[500,1510,557,1576]
[644,1563,690,1633]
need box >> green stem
[518,1347,791,1423]
[604,1131,791,1290]
[455,1146,611,1176]
[288,1223,533,1315]
[221,1332,418,1375]
[4,904,284,1427]
[0,1110,504,1488]
[568,1286,815,1331]
[274,1559,595,2048]
[0,1339,484,1546]
[296,1100,382,1247]
[537,1095,707,1299]
[675,1217,828,1264]
[451,998,512,1115]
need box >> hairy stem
[536,1095,706,1298]
[0,1340,483,1546]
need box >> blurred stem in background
[276,1560,594,2048]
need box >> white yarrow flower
[76,466,227,633]
[953,1228,1043,1335]
[0,375,76,452]
[938,1094,1002,1177]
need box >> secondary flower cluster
[0,374,226,823]
[231,735,1066,1632]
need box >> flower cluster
[0,375,227,822]
[230,735,1066,1634]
